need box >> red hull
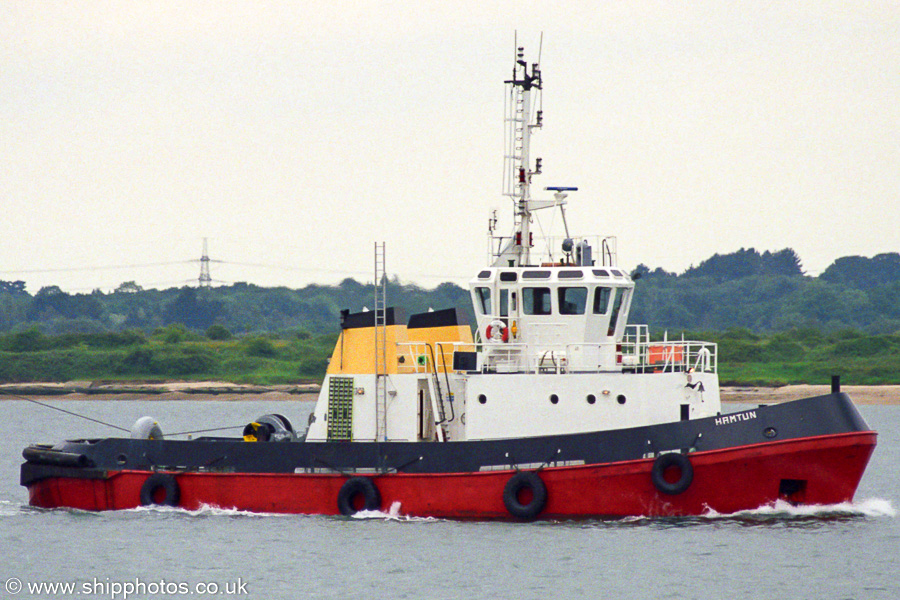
[27,431,877,518]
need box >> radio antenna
[537,32,544,114]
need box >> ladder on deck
[427,343,450,442]
[503,76,526,200]
[374,242,387,441]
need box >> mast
[499,46,543,267]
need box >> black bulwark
[407,307,470,330]
[340,307,406,330]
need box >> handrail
[397,338,716,376]
[424,342,449,424]
[435,342,456,423]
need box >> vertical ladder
[503,81,526,199]
[374,242,387,441]
[427,343,450,442]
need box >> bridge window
[499,289,509,317]
[608,288,625,335]
[558,270,583,279]
[593,287,611,314]
[558,287,587,314]
[475,287,491,315]
[523,287,552,315]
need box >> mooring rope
[3,392,130,433]
[5,391,251,438]
[166,425,245,437]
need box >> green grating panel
[327,376,354,441]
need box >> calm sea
[1,399,897,600]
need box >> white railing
[487,233,618,268]
[394,335,716,376]
[478,337,717,375]
[395,342,475,374]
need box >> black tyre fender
[139,473,180,507]
[503,471,548,520]
[651,453,694,495]
[337,477,381,516]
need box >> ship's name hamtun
[714,411,757,426]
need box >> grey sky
[2,2,898,293]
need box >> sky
[2,2,898,294]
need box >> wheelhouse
[470,266,636,372]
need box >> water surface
[1,400,896,600]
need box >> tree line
[0,248,898,337]
[629,249,900,333]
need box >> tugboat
[21,47,877,519]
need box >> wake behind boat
[21,46,876,519]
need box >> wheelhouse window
[499,289,509,317]
[558,270,583,279]
[607,288,626,335]
[522,287,552,315]
[475,287,491,315]
[558,287,587,315]
[593,287,611,314]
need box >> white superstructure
[306,46,720,445]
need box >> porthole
[478,394,487,404]
[550,394,559,404]
[116,454,128,465]
[587,394,596,405]
[617,394,627,405]
[763,427,777,439]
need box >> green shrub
[719,327,760,341]
[244,337,277,358]
[762,339,805,361]
[299,356,329,377]
[51,330,146,349]
[1,327,46,352]
[153,324,200,344]
[149,347,215,376]
[120,348,154,373]
[831,336,891,358]
[719,339,763,363]
[206,324,233,340]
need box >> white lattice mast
[500,45,543,267]
[199,238,212,288]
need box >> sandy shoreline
[721,384,900,405]
[2,381,898,405]
[2,390,322,403]
[0,381,320,403]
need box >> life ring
[651,453,694,495]
[503,471,547,520]
[485,320,509,343]
[337,477,381,516]
[139,473,180,507]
